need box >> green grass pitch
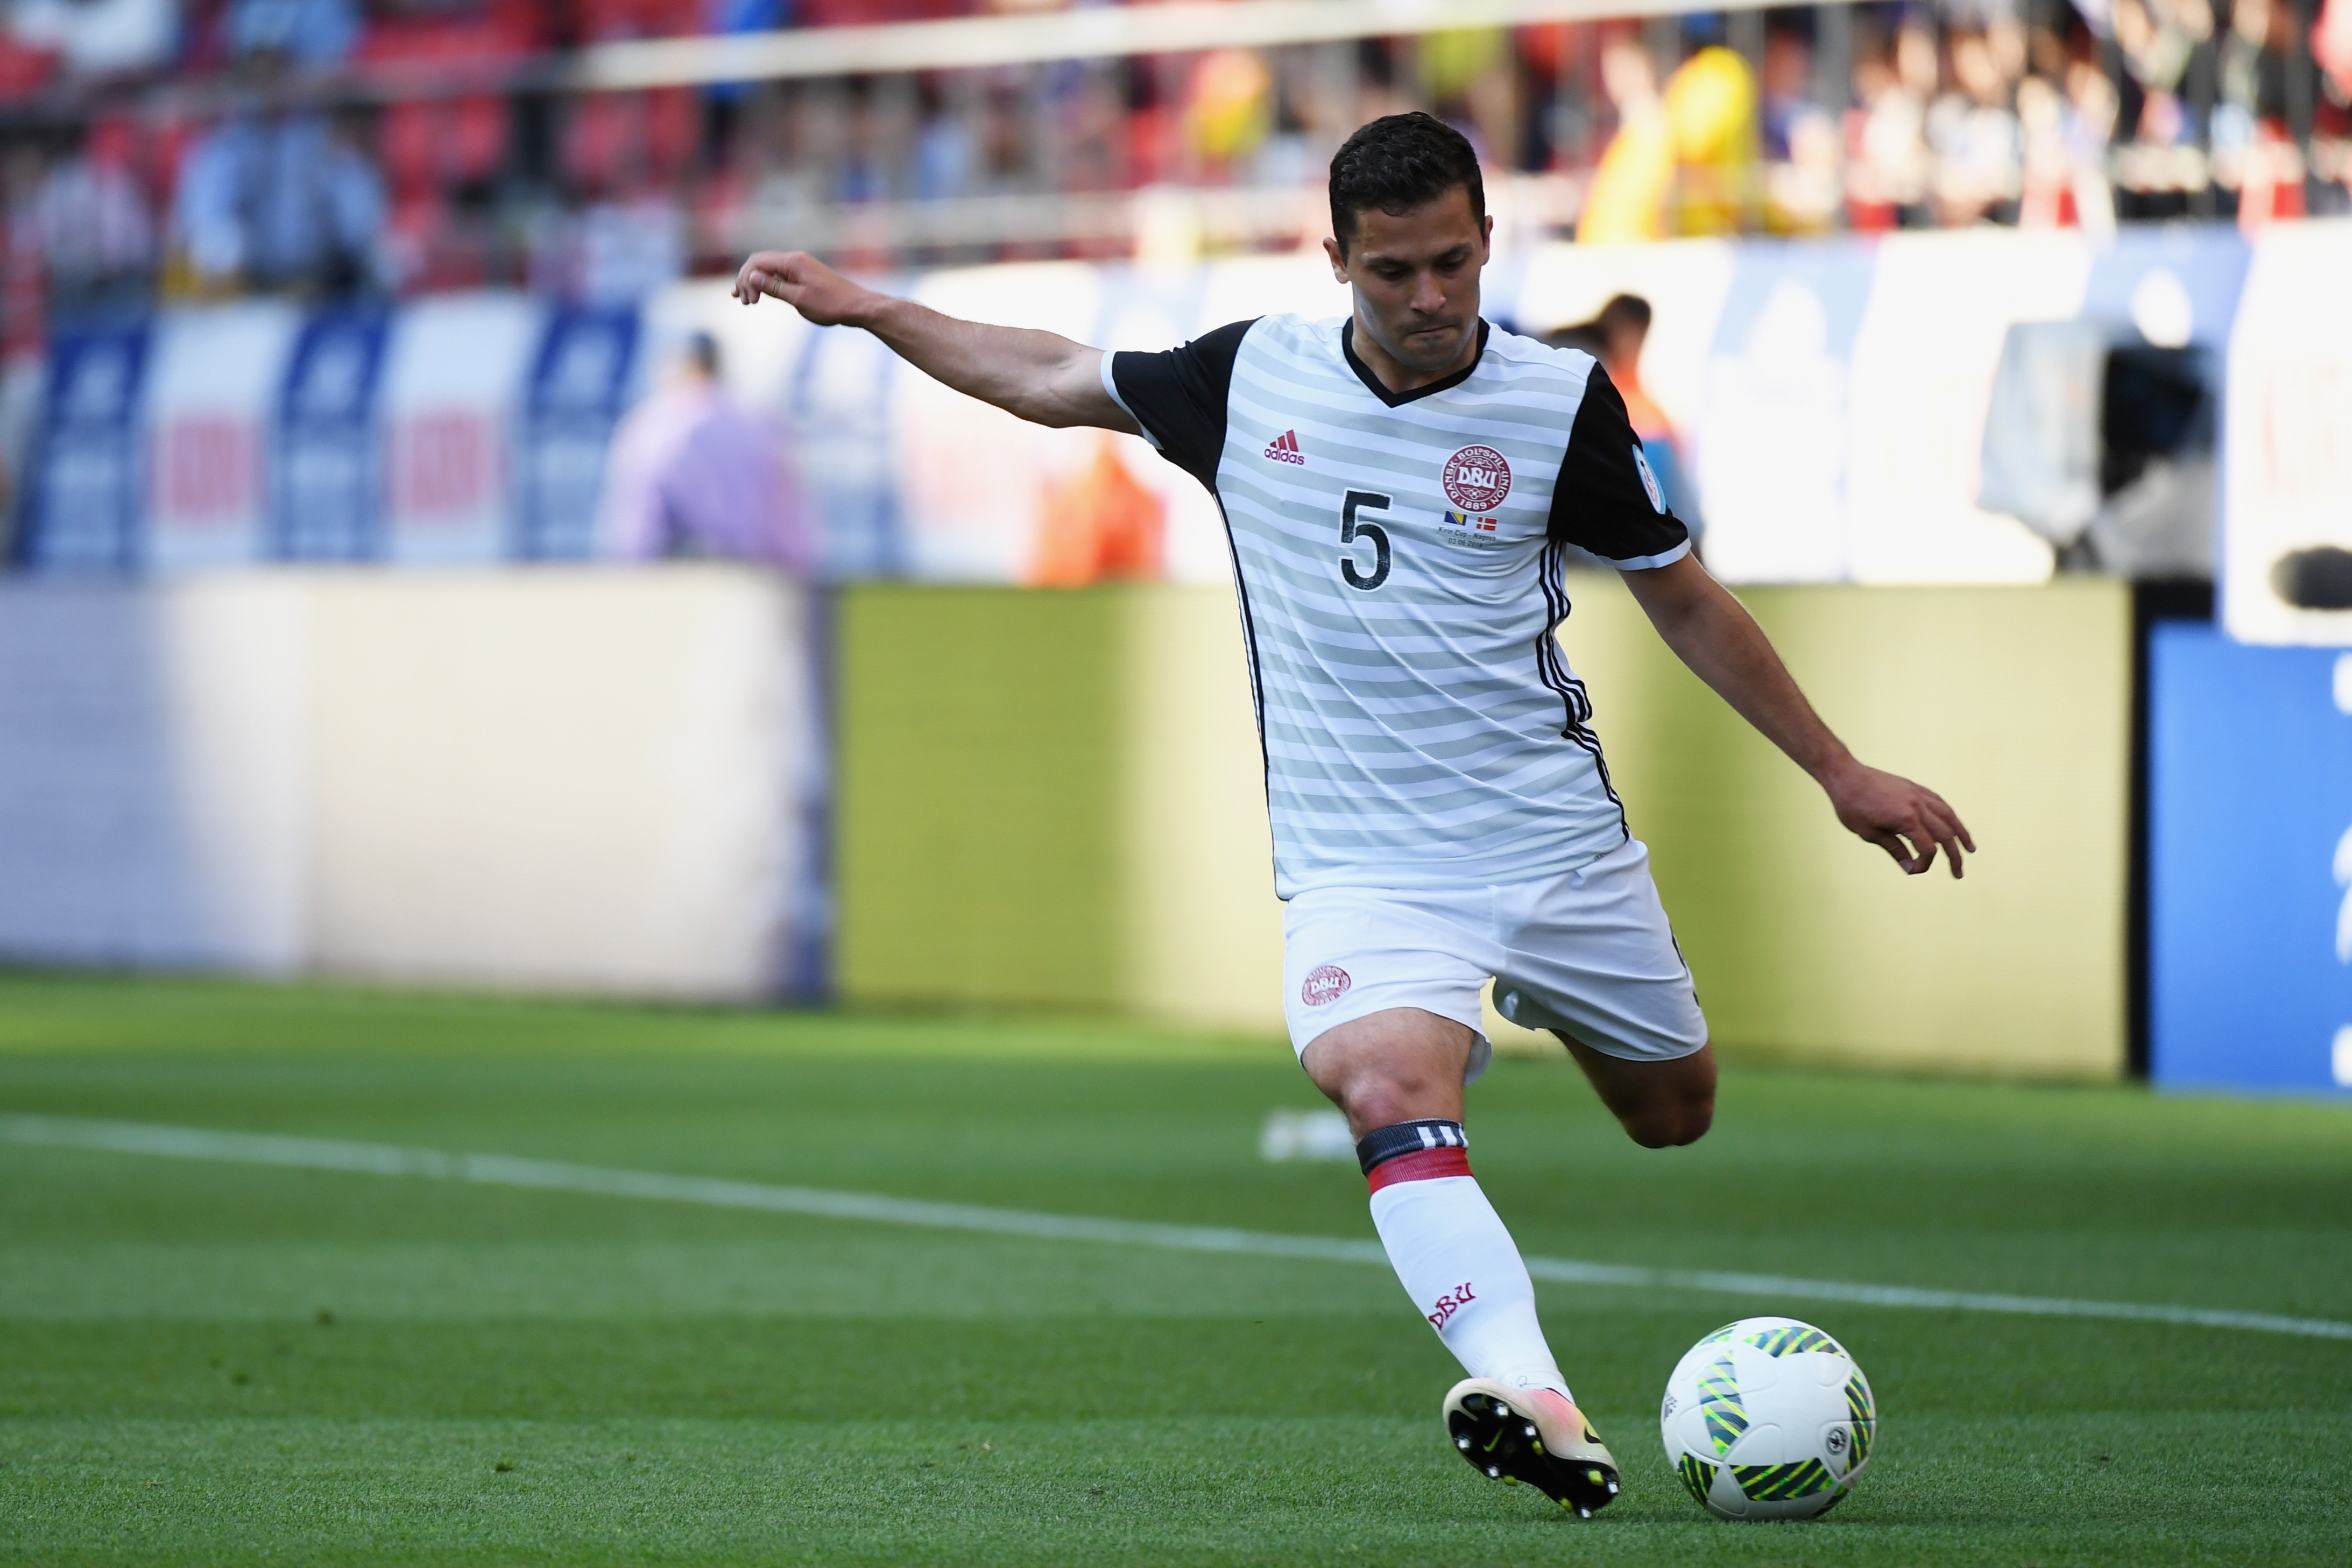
[2,972,2347,1566]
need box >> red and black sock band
[1357,1119,1472,1190]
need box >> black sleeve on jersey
[1107,317,1257,491]
[1547,363,1692,564]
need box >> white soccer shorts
[1280,836,1708,1084]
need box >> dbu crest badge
[1441,446,1511,512]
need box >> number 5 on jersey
[1341,490,1393,590]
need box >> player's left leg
[1557,1032,1716,1149]
[1493,836,1714,1148]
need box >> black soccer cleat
[1443,1378,1622,1518]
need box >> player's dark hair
[1328,112,1485,256]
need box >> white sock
[1360,1120,1572,1404]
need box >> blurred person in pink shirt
[599,329,815,573]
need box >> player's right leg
[1297,1007,1622,1515]
[1281,887,1619,1515]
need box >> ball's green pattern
[1698,1351,1748,1456]
[1844,1372,1876,1467]
[1676,1452,1717,1507]
[1745,1323,1844,1358]
[1733,1458,1838,1501]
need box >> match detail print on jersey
[1101,315,1690,898]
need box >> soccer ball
[1658,1316,1876,1520]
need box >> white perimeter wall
[0,568,814,999]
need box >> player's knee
[1621,1089,1714,1149]
[1340,1076,1428,1135]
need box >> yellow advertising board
[838,576,2129,1078]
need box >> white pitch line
[5,1112,2348,1343]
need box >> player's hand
[732,249,871,326]
[1821,759,1974,879]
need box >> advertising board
[517,308,640,560]
[144,301,299,570]
[2150,624,2352,1092]
[379,293,542,565]
[2222,218,2352,646]
[272,310,389,560]
[24,322,147,569]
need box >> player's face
[1325,188,1492,382]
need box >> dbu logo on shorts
[1301,964,1351,1007]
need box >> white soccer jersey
[1104,314,1691,898]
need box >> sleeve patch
[1548,364,1691,564]
[1631,443,1666,513]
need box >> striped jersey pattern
[1106,314,1689,898]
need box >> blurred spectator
[223,0,358,65]
[529,188,684,302]
[376,89,509,291]
[2064,56,2120,232]
[2,140,48,519]
[2216,0,2307,228]
[1594,293,1697,539]
[356,0,543,66]
[1185,48,1273,171]
[1549,293,1698,540]
[911,76,976,200]
[2016,72,2072,225]
[2,141,45,327]
[1578,30,1671,242]
[1759,25,1811,159]
[1929,30,2023,223]
[1847,25,1930,228]
[1421,26,1515,167]
[0,37,56,100]
[1761,30,1839,234]
[2322,0,2352,101]
[577,0,702,43]
[532,88,694,299]
[2219,0,2287,143]
[174,110,386,293]
[2112,0,2208,99]
[1031,435,1164,587]
[704,0,787,99]
[1060,61,1131,195]
[600,329,812,571]
[2320,0,2352,208]
[1767,109,1841,232]
[836,75,902,202]
[1663,45,1759,235]
[0,0,2347,320]
[573,195,683,301]
[26,117,153,305]
[6,0,176,78]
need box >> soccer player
[733,112,1972,1518]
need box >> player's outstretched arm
[733,249,1139,435]
[1620,554,1976,879]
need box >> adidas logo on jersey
[1264,429,1305,464]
